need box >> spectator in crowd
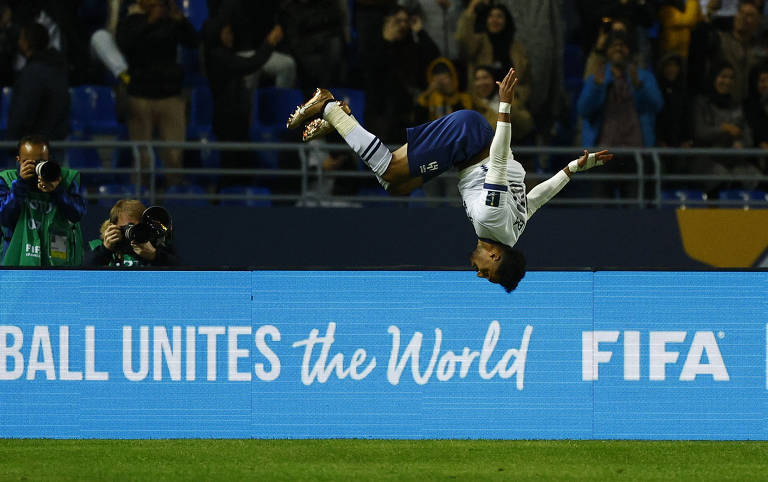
[202,17,282,186]
[117,0,199,187]
[398,0,462,61]
[578,31,663,149]
[656,52,693,147]
[7,22,69,142]
[691,61,758,191]
[574,0,657,67]
[363,6,439,143]
[471,64,533,139]
[86,199,178,267]
[13,0,89,85]
[455,0,531,112]
[578,31,663,198]
[0,1,17,87]
[278,0,347,90]
[583,17,643,79]
[414,56,472,204]
[689,0,765,102]
[88,0,129,85]
[494,0,565,142]
[658,0,704,59]
[356,0,398,61]
[215,0,295,88]
[745,61,768,149]
[415,57,472,123]
[0,135,85,266]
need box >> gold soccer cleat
[301,101,352,142]
[286,88,335,129]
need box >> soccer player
[287,68,612,292]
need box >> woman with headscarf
[691,61,758,192]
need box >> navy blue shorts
[406,110,493,182]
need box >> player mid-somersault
[287,68,613,293]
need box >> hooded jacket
[416,57,473,122]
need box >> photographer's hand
[37,176,61,193]
[132,241,157,261]
[19,160,36,180]
[103,224,122,252]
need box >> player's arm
[526,149,613,217]
[483,68,518,191]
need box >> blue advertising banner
[0,270,765,439]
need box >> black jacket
[117,14,199,98]
[85,240,180,267]
[7,48,69,140]
[203,19,272,127]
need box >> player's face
[714,68,734,95]
[470,246,500,284]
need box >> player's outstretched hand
[569,149,613,173]
[495,68,518,103]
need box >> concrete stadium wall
[80,206,766,268]
[1,270,766,439]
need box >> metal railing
[5,140,764,208]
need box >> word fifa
[0,322,532,388]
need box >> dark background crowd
[0,0,766,199]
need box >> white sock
[323,102,392,181]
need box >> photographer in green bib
[86,199,179,267]
[0,135,86,266]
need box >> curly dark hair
[496,245,526,293]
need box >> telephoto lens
[122,223,153,244]
[35,161,62,182]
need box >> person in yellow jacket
[658,0,704,58]
[415,57,473,123]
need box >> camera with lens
[115,206,173,255]
[34,160,61,183]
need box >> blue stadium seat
[183,0,208,31]
[187,85,213,139]
[251,88,303,141]
[564,43,584,81]
[164,183,208,206]
[358,186,389,207]
[96,183,133,206]
[66,137,110,185]
[70,86,121,136]
[330,88,365,124]
[219,186,272,207]
[408,188,427,208]
[718,189,768,207]
[0,86,10,132]
[661,189,708,208]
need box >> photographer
[86,199,178,267]
[0,135,86,266]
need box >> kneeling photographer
[86,199,179,267]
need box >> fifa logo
[419,161,439,174]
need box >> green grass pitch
[2,439,767,481]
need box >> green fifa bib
[0,169,83,266]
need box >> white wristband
[568,153,597,172]
[499,102,511,114]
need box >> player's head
[470,241,526,293]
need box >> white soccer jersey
[457,154,527,247]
